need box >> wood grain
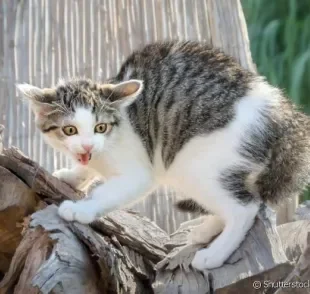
[0,145,309,293]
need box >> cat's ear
[16,84,57,117]
[101,80,143,107]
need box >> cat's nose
[82,144,93,152]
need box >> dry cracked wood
[278,220,310,263]
[0,147,84,204]
[0,201,169,293]
[274,233,310,294]
[0,165,37,274]
[0,147,170,293]
[0,226,54,294]
[0,146,310,293]
[154,205,293,294]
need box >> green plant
[242,0,310,201]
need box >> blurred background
[0,0,309,231]
[242,0,310,201]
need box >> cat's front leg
[53,165,93,189]
[58,168,153,224]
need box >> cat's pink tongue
[78,153,90,165]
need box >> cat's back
[116,40,252,85]
[115,41,256,165]
[107,41,310,206]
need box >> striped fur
[115,41,253,167]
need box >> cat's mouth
[77,153,92,165]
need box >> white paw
[189,226,215,244]
[179,217,205,230]
[53,168,73,184]
[53,168,86,188]
[188,215,224,245]
[191,247,225,270]
[58,200,97,224]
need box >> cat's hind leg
[179,216,207,230]
[191,199,259,270]
[188,215,225,245]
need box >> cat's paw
[179,217,205,230]
[53,168,86,188]
[58,200,97,224]
[191,247,225,270]
[188,215,224,245]
[53,168,74,184]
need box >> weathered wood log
[274,233,310,294]
[0,127,38,275]
[154,206,293,294]
[0,145,309,293]
[0,147,169,293]
[0,166,37,274]
[278,220,310,263]
[0,201,169,294]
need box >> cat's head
[17,78,143,165]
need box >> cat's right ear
[101,80,143,107]
[16,84,57,118]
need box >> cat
[17,41,310,270]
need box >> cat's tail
[254,111,310,204]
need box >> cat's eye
[94,123,109,134]
[62,125,78,136]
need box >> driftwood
[0,123,309,293]
[0,147,168,294]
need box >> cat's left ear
[101,79,143,107]
[16,84,57,118]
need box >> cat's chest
[88,160,112,178]
[89,140,153,179]
[88,144,168,185]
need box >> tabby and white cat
[17,41,310,270]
